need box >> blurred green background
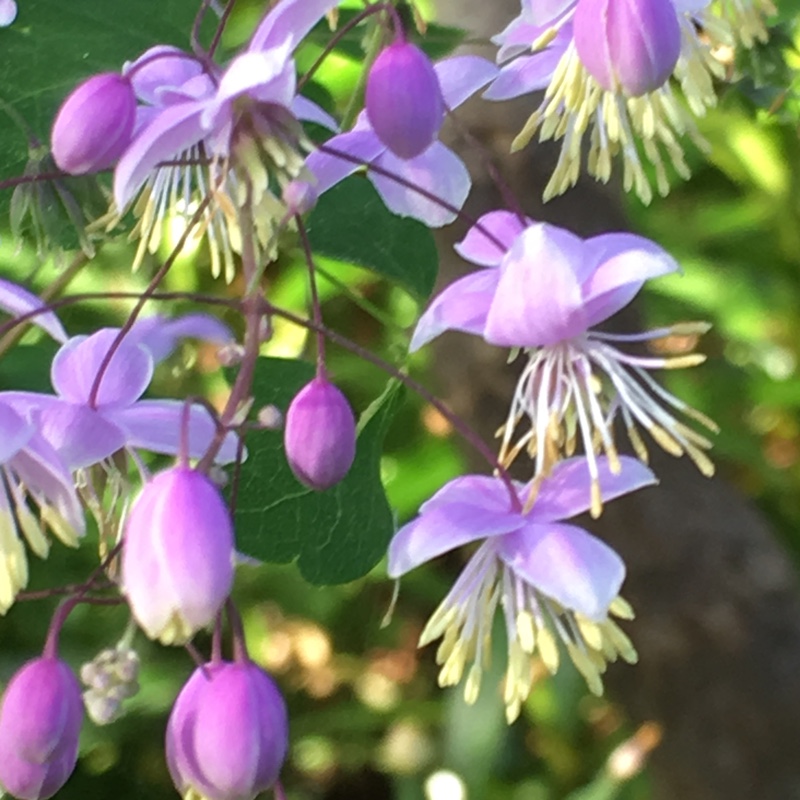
[1,1,800,799]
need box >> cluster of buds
[80,646,140,726]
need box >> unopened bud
[257,404,284,430]
[284,376,356,491]
[366,41,444,159]
[282,179,318,215]
[51,73,137,174]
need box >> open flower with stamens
[411,211,716,516]
[0,402,85,613]
[389,457,656,722]
[484,0,773,203]
[111,0,340,280]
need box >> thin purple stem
[295,215,327,373]
[226,598,249,663]
[208,0,238,58]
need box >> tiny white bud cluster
[80,647,140,725]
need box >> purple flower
[573,0,681,96]
[166,660,288,800]
[307,55,497,227]
[484,0,773,203]
[0,277,67,343]
[388,457,655,720]
[366,41,444,159]
[0,0,17,28]
[112,0,340,280]
[0,318,238,471]
[121,466,234,644]
[0,657,84,800]
[412,212,716,514]
[284,376,356,490]
[51,73,137,175]
[0,401,84,613]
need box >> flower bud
[0,0,17,27]
[366,41,444,159]
[0,657,83,800]
[282,179,318,215]
[284,377,356,491]
[573,0,681,97]
[167,661,288,800]
[51,73,137,174]
[121,467,234,645]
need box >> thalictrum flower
[112,0,340,280]
[0,657,84,800]
[388,457,656,721]
[306,55,497,227]
[484,0,774,203]
[0,402,84,613]
[166,660,288,800]
[0,318,238,471]
[411,211,716,515]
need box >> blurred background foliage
[0,0,799,799]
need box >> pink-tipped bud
[284,376,356,491]
[366,41,444,159]
[573,0,681,97]
[121,467,234,645]
[51,73,137,174]
[0,657,83,800]
[282,179,318,215]
[166,661,288,800]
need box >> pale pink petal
[454,211,530,267]
[484,223,589,346]
[249,0,341,53]
[410,269,500,351]
[525,0,578,26]
[435,56,498,110]
[529,456,657,522]
[113,100,205,210]
[419,474,522,515]
[484,48,564,101]
[0,278,67,342]
[306,131,385,194]
[388,502,522,578]
[369,143,470,227]
[581,233,681,327]
[128,314,233,363]
[0,402,33,463]
[499,522,624,620]
[50,330,153,408]
[109,400,241,464]
[293,95,339,131]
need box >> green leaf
[306,176,439,300]
[0,341,57,392]
[0,0,204,187]
[233,357,403,585]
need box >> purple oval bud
[573,0,681,97]
[284,377,356,491]
[0,657,83,800]
[51,73,137,174]
[366,41,444,159]
[121,467,234,645]
[167,661,288,800]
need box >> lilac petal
[527,0,578,25]
[435,56,499,110]
[249,0,341,53]
[499,521,624,620]
[0,402,33,463]
[109,400,240,464]
[113,100,205,210]
[0,278,67,343]
[484,223,590,347]
[419,474,522,515]
[128,314,233,362]
[581,233,681,327]
[410,269,500,352]
[50,330,153,408]
[388,503,522,578]
[369,143,470,227]
[37,402,127,469]
[293,95,339,131]
[454,211,529,267]
[204,45,295,130]
[493,14,544,60]
[306,130,385,194]
[12,433,85,535]
[484,47,564,101]
[530,456,657,522]
[124,45,204,105]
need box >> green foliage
[307,176,439,300]
[233,356,404,584]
